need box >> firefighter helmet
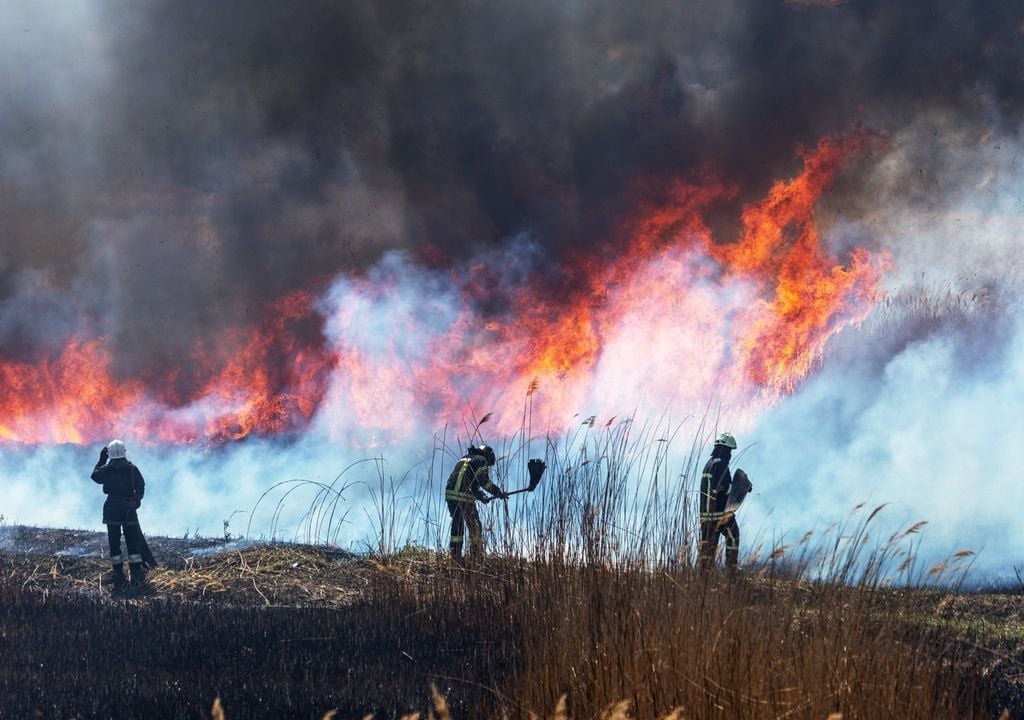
[468,444,496,466]
[107,439,127,459]
[714,432,737,450]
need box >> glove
[479,496,491,505]
[98,447,109,464]
[126,498,141,509]
[716,511,736,529]
[495,490,510,500]
[528,458,546,485]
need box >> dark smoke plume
[1,0,1021,379]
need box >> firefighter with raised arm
[698,432,752,571]
[91,439,148,591]
[445,445,508,562]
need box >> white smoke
[742,306,1023,583]
[740,126,1024,584]
[0,435,441,551]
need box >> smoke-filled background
[1,1,1022,579]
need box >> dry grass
[208,688,881,719]
[2,543,374,606]
[152,545,368,605]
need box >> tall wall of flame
[0,1,1022,577]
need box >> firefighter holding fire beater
[444,444,547,562]
[445,445,508,563]
[91,439,149,591]
[698,432,753,571]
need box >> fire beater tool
[717,467,753,528]
[137,526,158,569]
[504,458,546,497]
[127,457,158,569]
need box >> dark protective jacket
[445,454,502,503]
[699,454,732,522]
[91,458,146,525]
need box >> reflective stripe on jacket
[445,455,499,502]
[699,456,732,522]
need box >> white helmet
[107,439,127,460]
[714,432,737,450]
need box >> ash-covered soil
[0,525,494,718]
[0,523,372,606]
[0,523,226,565]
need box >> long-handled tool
[128,458,158,569]
[504,458,547,496]
[137,526,158,569]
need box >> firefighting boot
[467,538,485,566]
[698,544,716,573]
[129,562,148,589]
[725,549,740,571]
[449,536,464,564]
[110,564,128,592]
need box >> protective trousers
[699,515,739,570]
[107,522,142,564]
[447,499,483,562]
[107,522,144,586]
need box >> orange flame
[457,130,889,432]
[0,338,142,445]
[0,291,333,445]
[443,132,890,433]
[712,131,890,395]
[0,130,889,447]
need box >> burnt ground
[0,524,504,718]
[0,523,371,606]
[0,523,1022,717]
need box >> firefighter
[445,444,509,562]
[698,432,749,571]
[91,439,148,591]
